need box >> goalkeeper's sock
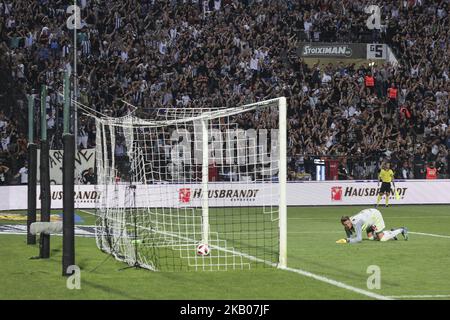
[377,194,382,205]
[385,195,389,206]
[380,229,403,241]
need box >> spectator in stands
[14,161,28,185]
[0,162,10,185]
[400,161,413,179]
[0,113,7,132]
[338,160,351,180]
[78,123,89,150]
[81,167,97,185]
[1,131,11,153]
[425,162,438,180]
[364,72,375,95]
[387,83,398,114]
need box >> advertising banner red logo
[179,188,191,203]
[331,186,343,201]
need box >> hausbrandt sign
[178,187,261,203]
[330,185,407,201]
[1,180,450,210]
[296,180,447,205]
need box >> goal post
[278,97,287,269]
[95,97,287,271]
[201,117,210,247]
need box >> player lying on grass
[336,208,408,244]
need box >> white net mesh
[95,98,286,271]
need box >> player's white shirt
[351,208,383,229]
[347,208,385,243]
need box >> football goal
[94,97,287,271]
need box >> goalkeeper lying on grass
[336,208,408,244]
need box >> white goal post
[94,97,287,271]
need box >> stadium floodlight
[94,97,287,271]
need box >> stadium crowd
[0,0,448,184]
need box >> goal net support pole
[62,70,75,276]
[39,85,51,259]
[27,95,37,245]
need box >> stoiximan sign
[298,43,367,59]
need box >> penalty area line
[219,246,392,300]
[79,209,97,216]
[386,294,450,299]
[409,231,450,239]
[278,266,392,300]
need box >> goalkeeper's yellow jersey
[379,169,394,183]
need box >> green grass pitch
[0,205,449,300]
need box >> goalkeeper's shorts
[371,211,386,234]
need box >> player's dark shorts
[379,182,391,193]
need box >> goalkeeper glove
[336,239,348,244]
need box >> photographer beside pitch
[336,208,408,244]
[376,162,395,208]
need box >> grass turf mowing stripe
[78,210,450,240]
[185,237,393,300]
[0,231,390,299]
[194,239,392,300]
[84,209,391,299]
[93,214,393,300]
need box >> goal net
[94,97,287,271]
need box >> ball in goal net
[94,97,287,271]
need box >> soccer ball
[196,243,210,256]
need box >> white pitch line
[387,294,450,299]
[79,209,96,216]
[0,232,25,236]
[409,231,450,239]
[280,266,392,300]
[288,216,450,220]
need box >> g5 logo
[365,5,381,30]
[66,5,82,30]
[370,44,384,58]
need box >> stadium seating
[0,0,448,183]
